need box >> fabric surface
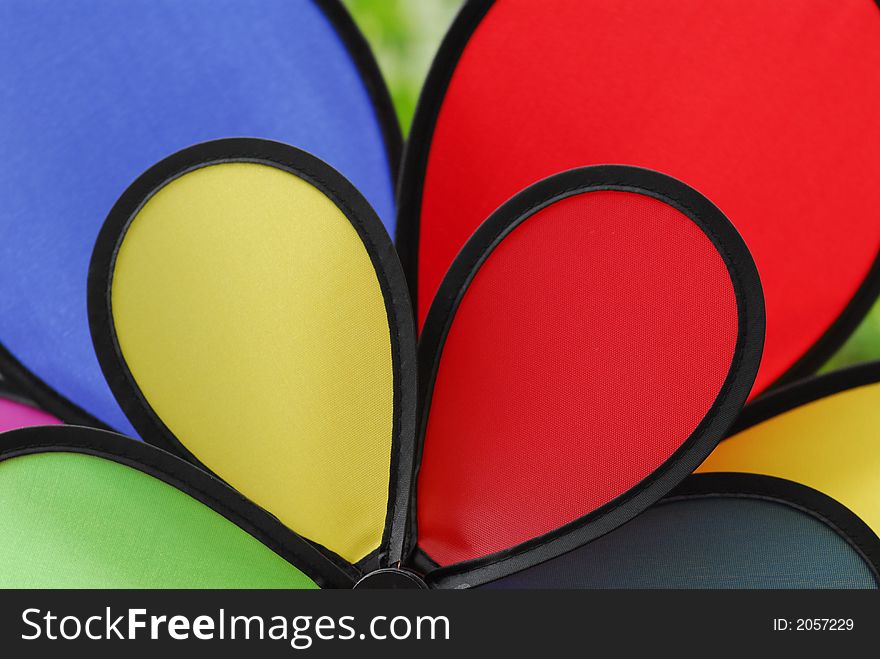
[699,380,880,536]
[483,496,877,589]
[414,0,880,396]
[0,396,60,433]
[0,452,317,588]
[110,162,394,564]
[417,190,738,566]
[0,0,395,434]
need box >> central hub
[354,568,428,589]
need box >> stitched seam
[111,152,406,564]
[430,183,750,575]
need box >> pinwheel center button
[354,569,428,590]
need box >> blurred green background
[343,0,880,373]
[344,0,463,133]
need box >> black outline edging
[86,138,418,570]
[477,472,880,588]
[0,343,111,430]
[731,360,880,436]
[315,0,403,183]
[394,0,495,309]
[0,425,357,588]
[0,0,403,432]
[395,0,880,393]
[666,473,880,586]
[413,165,765,589]
[0,380,40,410]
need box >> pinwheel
[397,0,880,587]
[1,0,879,589]
[492,363,880,588]
[1,137,762,587]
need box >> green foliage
[345,0,880,372]
[821,299,880,371]
[343,0,462,134]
